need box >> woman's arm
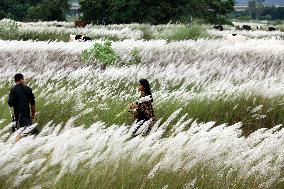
[128,102,138,109]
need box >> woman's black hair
[139,79,153,102]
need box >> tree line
[79,0,235,25]
[0,0,69,21]
[0,0,236,24]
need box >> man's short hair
[14,73,24,82]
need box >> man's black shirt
[8,84,35,120]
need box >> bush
[156,24,209,41]
[139,25,153,40]
[0,19,19,40]
[128,48,142,65]
[81,41,143,67]
[81,40,120,66]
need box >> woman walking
[128,79,155,136]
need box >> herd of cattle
[68,20,281,42]
[213,24,282,40]
[213,24,277,31]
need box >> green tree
[27,0,70,21]
[193,0,235,23]
[79,0,110,24]
[80,0,235,25]
[0,0,69,21]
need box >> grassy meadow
[0,20,284,189]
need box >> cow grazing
[242,25,252,31]
[235,25,242,30]
[82,36,92,41]
[75,35,82,40]
[213,25,224,31]
[70,34,92,42]
[256,25,263,30]
[74,20,90,27]
[268,27,276,31]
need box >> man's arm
[28,88,36,119]
[31,105,36,119]
[8,89,14,107]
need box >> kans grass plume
[0,37,284,188]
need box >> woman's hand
[128,102,138,109]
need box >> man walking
[8,73,36,131]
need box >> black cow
[213,25,224,31]
[75,35,82,40]
[70,34,92,42]
[242,25,252,31]
[82,36,92,41]
[268,27,276,31]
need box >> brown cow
[213,25,224,31]
[74,20,90,27]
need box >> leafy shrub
[81,41,142,67]
[81,40,120,66]
[0,19,19,40]
[138,25,153,40]
[128,48,142,65]
[155,24,209,41]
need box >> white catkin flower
[161,185,168,189]
[184,178,197,189]
[97,103,110,110]
[0,95,7,105]
[148,164,160,179]
[256,114,267,120]
[250,105,263,114]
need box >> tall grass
[155,24,210,41]
[1,38,284,188]
[1,19,283,42]
[0,19,212,42]
[1,79,284,136]
[1,117,283,189]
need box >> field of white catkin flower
[0,23,284,189]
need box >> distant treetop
[235,0,284,6]
[0,0,70,21]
